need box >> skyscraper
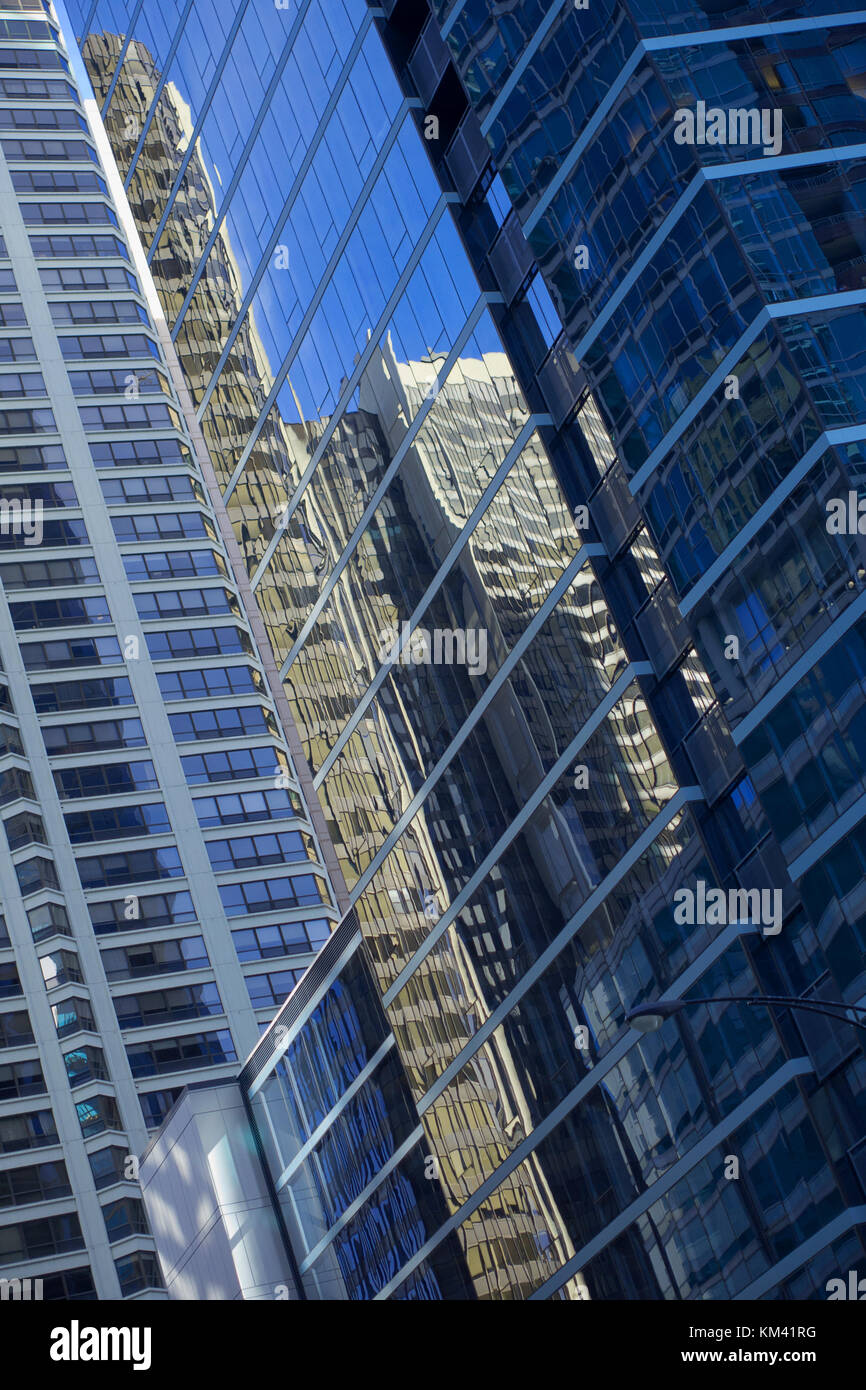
[0,0,345,1299]
[9,0,866,1300]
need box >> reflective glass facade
[0,0,342,1300]
[63,0,866,1300]
[241,911,475,1300]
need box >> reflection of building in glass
[60,0,866,1301]
[419,0,866,1299]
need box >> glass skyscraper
[2,0,865,1300]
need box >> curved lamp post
[626,994,866,1035]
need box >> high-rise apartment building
[0,0,346,1300]
[9,0,866,1300]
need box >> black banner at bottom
[0,1294,858,1379]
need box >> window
[103,474,202,506]
[0,1010,33,1049]
[0,1213,84,1266]
[65,803,170,844]
[55,761,157,800]
[182,746,289,785]
[0,724,23,757]
[169,706,277,743]
[22,636,120,671]
[90,437,187,468]
[30,233,126,258]
[0,1058,45,1100]
[232,918,331,960]
[123,548,225,582]
[102,1197,148,1242]
[0,443,65,471]
[125,1029,236,1078]
[16,855,58,897]
[70,367,170,399]
[206,830,314,873]
[0,18,54,39]
[27,901,71,943]
[0,479,75,505]
[0,767,35,807]
[61,332,158,362]
[76,1095,121,1139]
[89,891,195,935]
[113,511,215,543]
[246,970,303,1009]
[219,874,329,916]
[41,1267,96,1301]
[31,676,133,713]
[39,948,80,988]
[135,587,238,622]
[5,138,96,161]
[0,305,26,327]
[50,996,94,1038]
[0,1109,57,1152]
[77,847,184,890]
[42,718,145,755]
[63,1046,107,1088]
[0,108,85,131]
[13,168,105,193]
[79,403,181,432]
[0,336,35,362]
[147,625,252,660]
[10,596,111,630]
[50,300,146,326]
[88,1146,130,1190]
[0,406,55,434]
[0,518,87,548]
[100,936,209,981]
[139,1089,181,1130]
[158,666,263,702]
[0,51,67,75]
[114,1252,162,1295]
[115,983,222,1030]
[0,556,99,588]
[0,1159,70,1209]
[23,199,116,225]
[0,370,44,397]
[525,271,563,350]
[194,787,301,827]
[5,810,46,849]
[41,265,136,293]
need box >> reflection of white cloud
[146,1189,185,1251]
[174,1145,192,1183]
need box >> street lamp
[627,994,866,1035]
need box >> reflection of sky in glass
[63,0,503,432]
